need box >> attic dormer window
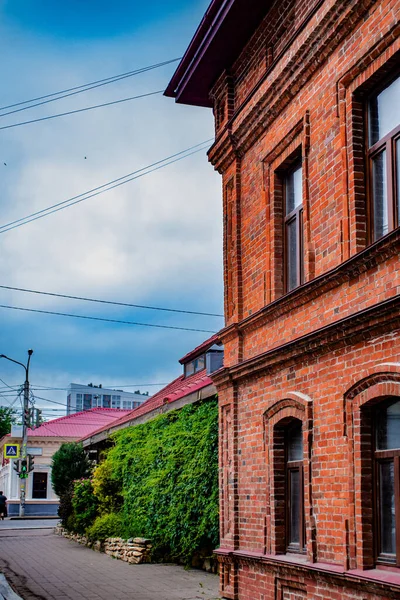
[184,354,205,377]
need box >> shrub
[51,443,92,497]
[71,479,98,534]
[58,485,74,528]
[0,406,18,438]
[86,512,125,541]
[66,513,77,532]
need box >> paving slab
[0,529,220,600]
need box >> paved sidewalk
[0,529,220,600]
[0,519,59,531]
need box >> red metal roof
[26,408,132,439]
[80,368,214,442]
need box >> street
[0,527,220,600]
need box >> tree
[51,442,92,497]
[0,406,18,439]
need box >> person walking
[0,491,7,519]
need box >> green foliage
[51,442,92,497]
[86,512,125,541]
[0,406,18,438]
[92,399,219,564]
[58,485,74,528]
[71,479,98,534]
[92,460,123,513]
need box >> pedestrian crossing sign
[4,444,20,458]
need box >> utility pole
[20,350,33,517]
[0,349,33,517]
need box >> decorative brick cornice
[213,295,400,385]
[209,0,378,172]
[218,227,400,341]
[214,548,400,597]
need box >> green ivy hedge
[88,398,219,564]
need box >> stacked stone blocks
[55,526,152,564]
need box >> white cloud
[0,4,223,401]
[0,57,222,305]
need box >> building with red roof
[81,336,223,455]
[0,408,131,516]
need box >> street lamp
[0,349,33,517]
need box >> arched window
[374,398,400,565]
[272,416,305,554]
[286,420,305,551]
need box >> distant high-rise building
[67,383,149,415]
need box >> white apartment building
[67,383,148,415]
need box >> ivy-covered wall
[69,399,219,565]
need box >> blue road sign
[5,444,20,458]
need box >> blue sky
[0,0,223,418]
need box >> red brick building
[166,0,400,598]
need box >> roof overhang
[164,0,270,107]
[82,382,216,448]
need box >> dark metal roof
[164,0,270,107]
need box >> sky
[0,0,223,420]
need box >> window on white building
[76,393,83,412]
[112,395,121,409]
[83,394,92,410]
[32,472,48,499]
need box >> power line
[0,140,212,234]
[37,409,67,412]
[93,383,164,388]
[36,383,164,390]
[0,377,18,391]
[0,140,210,231]
[32,394,149,409]
[0,285,223,318]
[0,89,163,131]
[0,58,181,117]
[0,381,23,408]
[31,394,75,407]
[0,382,167,391]
[30,392,154,421]
[0,304,217,333]
[28,419,81,442]
[0,391,18,406]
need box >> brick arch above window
[263,392,313,431]
[344,365,400,434]
[345,363,400,401]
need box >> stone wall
[54,526,151,564]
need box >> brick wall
[206,0,400,598]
